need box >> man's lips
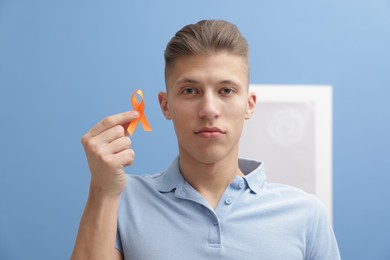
[194,127,226,138]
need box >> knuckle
[80,134,89,146]
[81,134,97,150]
[124,136,132,147]
[125,149,135,165]
[100,154,113,164]
[86,140,104,157]
[115,125,125,135]
[102,117,114,127]
[127,148,135,157]
[87,139,99,152]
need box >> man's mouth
[194,127,226,138]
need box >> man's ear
[245,92,257,120]
[158,92,172,120]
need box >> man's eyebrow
[175,78,241,86]
[174,78,199,85]
[218,80,240,87]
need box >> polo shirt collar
[156,156,183,193]
[156,156,267,194]
[239,158,267,194]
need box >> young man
[72,20,340,260]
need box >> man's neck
[178,152,243,209]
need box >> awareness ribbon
[127,89,152,136]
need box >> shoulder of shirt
[262,181,325,209]
[125,171,166,181]
[124,171,169,190]
[264,183,329,225]
[264,181,311,195]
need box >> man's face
[159,53,256,165]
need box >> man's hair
[164,19,249,81]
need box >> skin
[71,53,256,259]
[71,111,136,260]
[159,53,256,208]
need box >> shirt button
[239,182,245,189]
[225,197,233,205]
[213,218,219,225]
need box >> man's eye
[182,88,197,95]
[220,88,234,95]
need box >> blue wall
[1,1,389,259]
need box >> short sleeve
[305,198,341,260]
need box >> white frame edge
[249,84,333,222]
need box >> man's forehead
[165,53,249,89]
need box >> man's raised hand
[81,111,139,197]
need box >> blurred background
[1,1,389,259]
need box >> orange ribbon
[127,89,152,136]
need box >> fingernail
[132,111,139,117]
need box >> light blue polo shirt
[116,157,340,260]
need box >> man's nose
[198,93,221,119]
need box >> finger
[114,149,135,167]
[93,125,127,146]
[89,111,139,137]
[101,136,131,154]
[81,125,125,153]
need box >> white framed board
[239,85,333,221]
